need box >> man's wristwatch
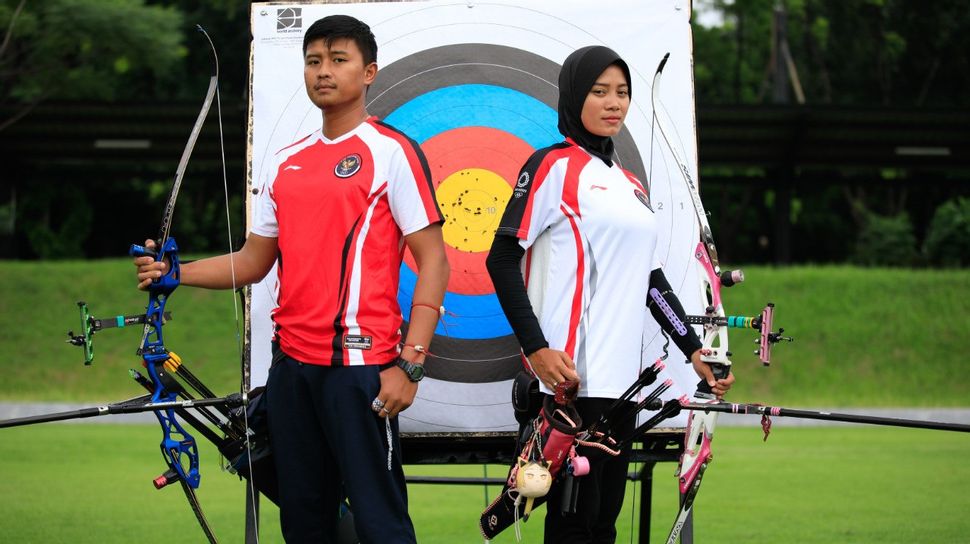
[395,357,425,382]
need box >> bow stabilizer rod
[680,401,970,434]
[0,395,242,429]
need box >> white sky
[692,0,727,28]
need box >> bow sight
[66,301,172,365]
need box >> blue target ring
[385,84,559,148]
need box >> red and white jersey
[496,139,660,398]
[251,117,442,366]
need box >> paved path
[2,402,969,427]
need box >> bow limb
[649,51,734,544]
[126,26,225,544]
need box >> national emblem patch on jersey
[335,153,362,178]
[634,188,653,211]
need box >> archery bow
[126,24,265,543]
[123,24,224,542]
[0,26,258,544]
[647,52,791,544]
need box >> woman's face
[580,64,630,137]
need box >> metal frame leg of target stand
[636,462,693,544]
[634,431,692,544]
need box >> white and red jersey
[251,117,442,366]
[496,139,660,398]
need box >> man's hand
[373,365,419,419]
[133,239,168,290]
[690,349,735,399]
[527,347,581,391]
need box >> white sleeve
[387,144,441,235]
[495,157,566,250]
[250,161,279,238]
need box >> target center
[437,168,513,253]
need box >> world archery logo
[634,188,653,211]
[335,154,362,178]
[276,8,301,32]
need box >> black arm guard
[647,268,703,359]
[485,234,549,356]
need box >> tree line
[1,0,967,265]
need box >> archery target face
[249,0,701,431]
[369,43,646,386]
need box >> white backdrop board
[248,0,703,432]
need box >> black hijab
[557,46,631,166]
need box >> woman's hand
[690,349,735,399]
[527,347,581,391]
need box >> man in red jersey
[135,15,448,543]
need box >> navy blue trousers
[266,352,415,543]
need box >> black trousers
[543,397,635,544]
[266,353,416,543]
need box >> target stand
[399,429,687,544]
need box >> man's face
[303,37,377,111]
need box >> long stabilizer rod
[0,396,242,429]
[681,401,970,433]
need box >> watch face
[398,358,425,381]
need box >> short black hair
[302,15,378,65]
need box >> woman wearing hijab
[485,46,735,542]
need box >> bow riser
[694,241,733,375]
[129,237,202,490]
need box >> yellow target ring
[436,168,513,253]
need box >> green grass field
[1,260,968,405]
[0,424,967,543]
[1,260,968,542]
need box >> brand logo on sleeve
[335,154,362,178]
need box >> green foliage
[692,0,970,107]
[18,184,92,259]
[0,200,13,236]
[0,0,185,127]
[850,210,918,267]
[788,185,855,262]
[923,197,970,267]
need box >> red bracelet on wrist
[401,343,435,358]
[411,302,445,316]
